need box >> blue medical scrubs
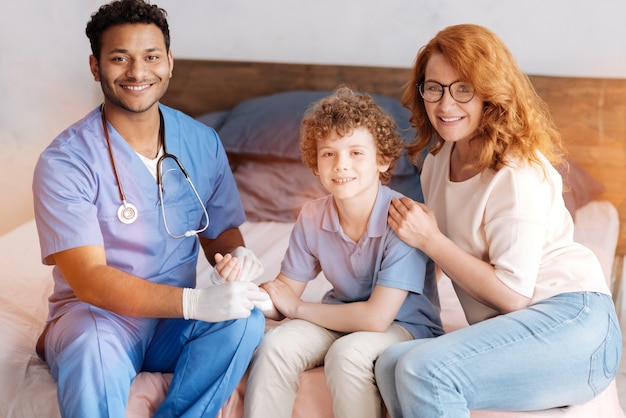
[33,104,264,417]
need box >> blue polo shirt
[281,184,443,338]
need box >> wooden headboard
[161,59,626,256]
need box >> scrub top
[33,104,245,322]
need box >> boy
[244,87,443,418]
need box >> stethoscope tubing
[100,105,209,237]
[157,153,209,238]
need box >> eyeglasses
[157,153,209,239]
[417,81,475,103]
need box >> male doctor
[32,1,268,416]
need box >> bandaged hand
[253,288,281,319]
[182,281,270,323]
[260,279,301,319]
[231,246,264,282]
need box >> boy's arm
[263,277,408,333]
[259,273,307,320]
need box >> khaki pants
[243,319,413,418]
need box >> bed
[1,59,624,418]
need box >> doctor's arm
[53,244,268,322]
[54,245,185,318]
[200,227,264,283]
[200,227,244,264]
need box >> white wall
[1,0,625,234]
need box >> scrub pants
[42,303,265,418]
[374,292,621,418]
[244,319,418,418]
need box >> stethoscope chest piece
[102,105,208,235]
[117,202,138,224]
[101,105,141,225]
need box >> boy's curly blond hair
[300,86,404,184]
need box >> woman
[374,24,621,417]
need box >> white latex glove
[254,288,281,320]
[231,246,264,282]
[182,281,270,322]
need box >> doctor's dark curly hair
[86,0,170,60]
[300,86,403,185]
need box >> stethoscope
[101,105,209,238]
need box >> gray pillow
[195,110,230,131]
[215,91,418,176]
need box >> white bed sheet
[0,200,622,418]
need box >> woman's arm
[388,197,530,313]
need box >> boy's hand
[210,252,242,283]
[260,279,301,319]
[254,288,282,319]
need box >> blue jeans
[44,303,265,418]
[374,292,621,418]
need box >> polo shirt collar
[321,183,390,239]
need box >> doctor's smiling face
[89,23,174,115]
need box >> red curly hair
[404,24,565,173]
[300,86,404,184]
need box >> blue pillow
[216,91,418,176]
[195,110,230,131]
